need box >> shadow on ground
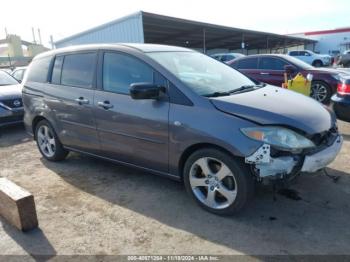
[40,153,350,255]
[1,220,56,260]
[0,124,30,147]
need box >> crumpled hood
[0,84,22,100]
[211,85,334,135]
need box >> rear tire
[35,120,69,161]
[183,148,254,215]
[313,60,323,67]
[311,81,332,104]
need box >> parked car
[23,44,342,215]
[228,54,349,103]
[331,76,350,122]
[211,53,245,63]
[337,50,350,68]
[11,67,27,82]
[0,70,24,126]
[287,50,332,67]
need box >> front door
[258,57,290,87]
[93,51,169,172]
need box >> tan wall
[7,35,23,57]
[27,45,49,57]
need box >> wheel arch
[32,115,48,139]
[312,59,323,66]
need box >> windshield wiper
[204,83,266,97]
[230,83,266,94]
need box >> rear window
[61,53,96,88]
[289,51,299,56]
[27,56,52,83]
[237,58,258,69]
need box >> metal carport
[55,11,316,53]
[142,12,315,54]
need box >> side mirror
[284,65,297,74]
[130,82,163,100]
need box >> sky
[1,0,349,47]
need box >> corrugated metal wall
[55,12,144,48]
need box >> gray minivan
[22,44,343,215]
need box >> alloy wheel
[311,83,328,102]
[189,157,237,209]
[37,125,56,158]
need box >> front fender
[168,103,261,177]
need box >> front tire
[35,120,69,161]
[183,148,254,215]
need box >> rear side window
[27,56,52,83]
[260,57,288,70]
[289,51,299,56]
[103,52,153,94]
[237,58,258,69]
[300,51,310,56]
[51,56,64,84]
[61,53,96,88]
[221,55,234,62]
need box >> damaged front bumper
[245,135,343,180]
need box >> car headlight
[241,127,315,151]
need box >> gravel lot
[0,122,350,257]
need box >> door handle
[260,72,270,75]
[74,97,89,105]
[97,101,114,110]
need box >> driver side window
[103,52,154,95]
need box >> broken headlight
[241,127,315,151]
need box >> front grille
[304,126,339,155]
[310,126,338,147]
[0,98,23,109]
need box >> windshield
[147,51,256,96]
[0,71,18,86]
[285,55,314,70]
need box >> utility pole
[31,27,36,44]
[37,28,42,45]
[7,54,12,69]
[50,35,54,49]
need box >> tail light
[337,82,350,95]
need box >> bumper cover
[245,135,343,178]
[301,135,343,172]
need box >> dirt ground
[0,121,350,257]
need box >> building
[289,27,350,55]
[55,11,314,55]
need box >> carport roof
[141,12,316,51]
[54,11,316,51]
